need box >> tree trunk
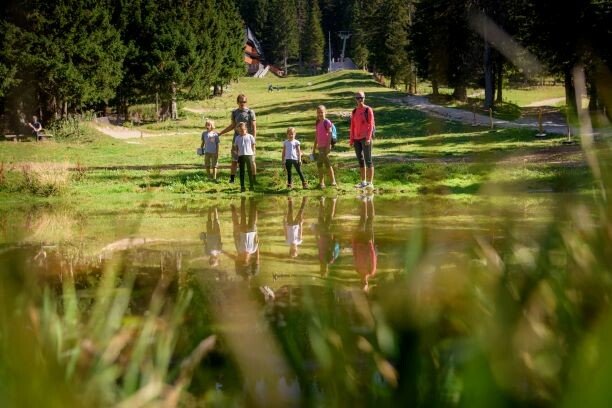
[483,41,494,109]
[171,82,178,120]
[564,68,577,120]
[453,86,467,101]
[432,78,439,96]
[496,59,503,103]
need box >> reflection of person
[227,197,259,280]
[28,115,43,141]
[284,197,307,258]
[233,122,256,192]
[217,94,257,184]
[312,105,337,189]
[200,206,222,267]
[201,119,220,180]
[352,196,377,292]
[314,196,339,277]
[350,91,375,189]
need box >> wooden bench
[3,133,54,142]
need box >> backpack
[352,105,376,136]
[324,119,338,146]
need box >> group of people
[199,91,376,192]
[200,196,377,292]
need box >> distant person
[28,115,43,141]
[314,196,339,277]
[200,206,222,268]
[312,105,337,189]
[350,91,375,189]
[218,94,257,184]
[200,119,220,180]
[284,197,307,259]
[233,122,256,192]
[352,195,377,292]
[282,127,308,189]
[227,197,259,280]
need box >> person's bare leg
[328,166,336,185]
[360,167,366,182]
[212,167,217,180]
[231,161,237,176]
[367,167,374,184]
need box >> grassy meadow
[0,71,596,212]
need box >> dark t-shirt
[232,108,256,137]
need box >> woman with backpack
[312,105,337,189]
[350,90,375,189]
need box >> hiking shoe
[365,182,374,190]
[319,183,326,189]
[249,187,255,192]
[240,187,246,193]
[287,183,293,189]
[355,181,367,188]
[302,182,308,189]
[229,175,235,184]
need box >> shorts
[204,153,218,168]
[316,147,332,169]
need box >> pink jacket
[350,105,375,144]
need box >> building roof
[245,27,265,61]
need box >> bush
[16,162,71,196]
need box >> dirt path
[386,95,569,135]
[525,97,565,107]
[93,123,194,139]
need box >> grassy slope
[0,70,593,211]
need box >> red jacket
[350,105,375,144]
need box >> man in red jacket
[349,90,375,189]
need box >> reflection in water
[353,195,377,292]
[314,196,339,277]
[200,206,222,268]
[1,194,609,406]
[229,197,260,280]
[284,197,306,259]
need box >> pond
[1,193,609,406]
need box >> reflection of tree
[314,197,339,277]
[352,196,376,292]
[284,197,307,259]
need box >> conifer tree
[302,0,325,72]
[267,0,299,73]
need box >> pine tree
[2,0,126,117]
[351,1,370,70]
[267,0,299,73]
[302,0,325,72]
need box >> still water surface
[1,194,598,405]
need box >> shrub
[17,162,71,196]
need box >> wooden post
[536,108,546,137]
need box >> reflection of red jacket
[352,238,377,279]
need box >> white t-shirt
[238,231,258,254]
[285,224,302,245]
[283,139,301,161]
[234,133,256,156]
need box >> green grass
[0,70,593,211]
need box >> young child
[201,119,220,180]
[233,122,256,192]
[312,105,337,189]
[281,127,308,189]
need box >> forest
[1,0,610,125]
